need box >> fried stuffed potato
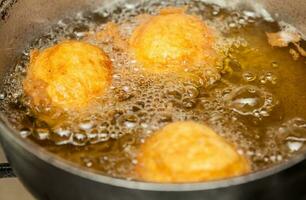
[23,40,112,111]
[136,121,250,183]
[130,8,217,74]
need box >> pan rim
[0,0,305,191]
[1,114,305,191]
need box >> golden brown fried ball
[129,8,217,74]
[136,121,250,183]
[23,40,112,111]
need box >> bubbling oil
[0,0,306,180]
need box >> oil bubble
[286,137,304,152]
[19,128,31,138]
[50,128,72,145]
[0,93,5,100]
[224,85,277,118]
[72,133,88,146]
[242,72,256,82]
[260,72,277,85]
[34,128,50,140]
[277,118,306,152]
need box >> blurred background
[0,146,33,200]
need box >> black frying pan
[0,0,306,199]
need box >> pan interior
[0,0,305,183]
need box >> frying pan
[0,0,306,199]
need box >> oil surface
[0,0,306,180]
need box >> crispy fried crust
[23,40,112,111]
[136,121,250,183]
[129,8,217,74]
